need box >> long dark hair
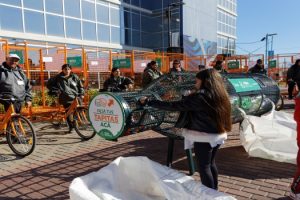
[196,69,232,133]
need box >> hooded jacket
[0,62,32,102]
[47,72,84,105]
[142,66,162,88]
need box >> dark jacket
[101,76,133,92]
[47,72,84,105]
[287,64,300,83]
[170,67,185,73]
[142,66,162,88]
[147,91,219,133]
[0,62,32,102]
[248,64,267,75]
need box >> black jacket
[0,62,32,102]
[170,67,185,73]
[101,76,133,92]
[47,72,84,105]
[147,91,220,133]
[248,65,267,75]
[287,64,300,82]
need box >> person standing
[139,69,232,190]
[101,67,134,92]
[248,59,267,75]
[170,59,185,73]
[0,54,32,113]
[287,59,300,99]
[142,61,163,88]
[47,64,84,132]
[291,92,300,199]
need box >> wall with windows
[121,0,181,51]
[0,0,121,48]
[217,0,237,55]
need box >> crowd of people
[1,53,300,196]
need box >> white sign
[89,93,125,140]
[43,57,53,62]
[91,61,99,66]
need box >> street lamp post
[167,1,185,48]
[261,33,277,67]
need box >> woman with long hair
[101,67,134,92]
[140,68,232,190]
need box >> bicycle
[50,95,96,140]
[0,97,36,156]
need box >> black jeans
[288,81,296,99]
[63,98,82,129]
[194,142,220,190]
[2,101,22,113]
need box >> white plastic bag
[69,156,236,200]
[240,108,297,164]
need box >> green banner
[228,78,261,93]
[67,56,82,67]
[155,58,162,68]
[269,60,277,68]
[9,50,24,64]
[113,58,131,69]
[227,61,239,69]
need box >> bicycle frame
[0,104,25,136]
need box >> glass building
[0,0,237,56]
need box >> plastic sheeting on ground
[69,156,236,200]
[240,108,297,164]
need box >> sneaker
[290,191,300,200]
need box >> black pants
[194,142,220,190]
[2,101,22,113]
[63,98,82,128]
[288,81,296,99]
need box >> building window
[0,6,23,32]
[110,7,120,26]
[111,27,120,44]
[131,0,140,7]
[0,0,21,6]
[124,11,131,28]
[82,21,96,41]
[65,18,81,39]
[23,0,43,10]
[82,0,95,21]
[64,0,80,18]
[46,14,64,36]
[24,11,45,34]
[98,24,110,42]
[45,0,63,14]
[132,13,140,30]
[97,4,109,24]
[132,30,140,47]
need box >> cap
[8,54,20,60]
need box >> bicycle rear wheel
[6,115,36,157]
[73,107,96,140]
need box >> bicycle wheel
[73,107,96,140]
[6,115,36,157]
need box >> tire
[6,115,36,157]
[275,95,284,111]
[73,107,96,140]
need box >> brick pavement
[0,102,296,200]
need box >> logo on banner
[89,93,125,140]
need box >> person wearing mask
[47,64,84,132]
[248,59,267,75]
[291,92,300,199]
[101,67,134,92]
[287,59,300,99]
[214,60,227,73]
[170,60,185,73]
[139,69,232,190]
[0,54,32,113]
[142,61,163,88]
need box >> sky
[236,0,300,55]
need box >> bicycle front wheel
[73,107,96,140]
[6,115,36,157]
